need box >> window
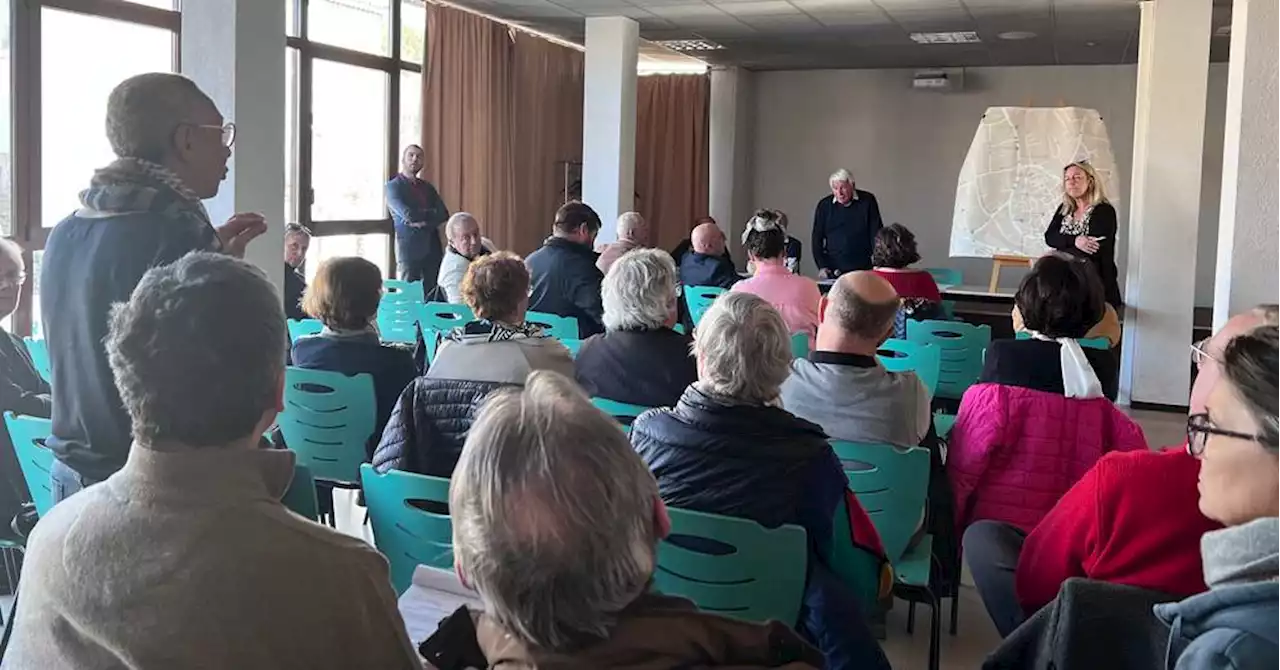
[40,9,175,228]
[284,47,299,222]
[399,70,420,156]
[308,0,392,57]
[401,0,425,65]
[0,0,11,237]
[311,61,388,221]
[305,234,390,281]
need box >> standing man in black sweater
[812,168,884,278]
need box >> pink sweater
[732,263,821,341]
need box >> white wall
[750,64,1229,305]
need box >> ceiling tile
[808,10,895,27]
[712,0,797,15]
[791,0,879,9]
[737,13,823,30]
[647,3,726,17]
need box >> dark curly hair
[302,256,383,330]
[553,201,602,236]
[1015,253,1105,338]
[461,251,530,322]
[871,223,921,269]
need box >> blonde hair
[1060,161,1108,212]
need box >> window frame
[287,0,424,275]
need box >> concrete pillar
[1119,0,1212,407]
[181,0,286,289]
[1213,0,1278,328]
[709,67,755,267]
[581,16,638,244]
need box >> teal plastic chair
[1014,331,1111,350]
[281,463,320,522]
[827,500,885,621]
[419,302,474,334]
[923,267,962,288]
[277,367,376,494]
[656,507,807,625]
[22,338,50,385]
[287,318,324,342]
[378,300,421,344]
[906,320,991,400]
[5,412,55,517]
[560,338,583,358]
[673,323,686,335]
[591,397,650,435]
[360,464,453,594]
[876,339,941,398]
[684,286,726,326]
[383,279,425,303]
[790,332,809,359]
[525,311,579,340]
[830,440,941,670]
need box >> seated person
[1155,324,1277,668]
[733,210,821,344]
[963,305,1276,637]
[422,370,823,669]
[526,201,606,338]
[575,249,696,408]
[671,215,734,267]
[781,272,929,449]
[292,257,416,459]
[436,212,493,304]
[679,221,740,289]
[948,254,1147,538]
[595,211,649,275]
[744,209,803,275]
[373,252,573,477]
[631,292,890,670]
[869,224,941,303]
[283,223,311,320]
[3,253,419,669]
[1011,254,1121,347]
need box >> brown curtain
[421,5,583,256]
[635,74,710,251]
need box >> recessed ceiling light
[1084,40,1098,47]
[910,31,981,44]
[654,39,724,52]
[997,30,1037,41]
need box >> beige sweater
[3,446,421,670]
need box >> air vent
[654,39,725,52]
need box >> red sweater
[870,269,942,302]
[1016,447,1220,613]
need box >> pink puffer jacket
[947,383,1148,534]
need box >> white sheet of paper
[397,565,483,645]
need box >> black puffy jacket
[371,377,513,477]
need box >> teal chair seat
[923,267,962,288]
[656,507,807,625]
[684,286,726,327]
[524,311,579,340]
[23,338,51,385]
[906,320,991,400]
[420,302,474,333]
[383,279,425,303]
[1014,331,1111,350]
[360,464,453,594]
[876,339,941,399]
[5,412,55,517]
[277,368,376,489]
[287,318,324,342]
[591,397,650,435]
[790,332,809,359]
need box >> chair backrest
[277,368,376,486]
[1015,331,1111,350]
[656,507,807,624]
[383,279,425,303]
[560,338,583,358]
[924,267,962,287]
[378,299,421,344]
[829,440,929,563]
[790,332,810,359]
[360,464,453,594]
[287,318,324,342]
[23,337,51,384]
[591,397,650,435]
[684,286,726,327]
[281,463,320,522]
[524,311,579,340]
[419,302,475,333]
[876,339,941,398]
[827,500,884,613]
[5,412,55,517]
[905,319,991,399]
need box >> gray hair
[616,211,646,240]
[602,248,679,332]
[106,252,287,447]
[450,370,660,650]
[1221,325,1279,451]
[106,73,218,162]
[446,212,478,238]
[829,280,899,340]
[693,292,792,404]
[829,168,853,186]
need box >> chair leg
[906,599,917,634]
[949,586,960,635]
[929,591,942,670]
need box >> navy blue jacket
[574,328,697,409]
[42,209,218,481]
[284,264,307,321]
[386,174,449,265]
[679,252,740,289]
[291,333,416,459]
[812,192,883,274]
[526,237,605,338]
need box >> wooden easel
[989,254,1034,292]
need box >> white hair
[829,168,854,186]
[693,292,792,405]
[616,211,646,240]
[446,212,479,239]
[450,371,660,650]
[602,249,678,332]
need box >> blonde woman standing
[1045,161,1121,307]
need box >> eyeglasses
[0,272,25,289]
[186,122,236,148]
[1186,412,1265,457]
[1190,337,1215,369]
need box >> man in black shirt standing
[812,168,884,278]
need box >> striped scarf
[78,158,222,250]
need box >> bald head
[819,271,900,353]
[1190,305,1280,415]
[691,223,725,256]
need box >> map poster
[950,106,1121,259]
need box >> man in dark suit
[386,145,449,285]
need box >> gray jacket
[780,352,930,448]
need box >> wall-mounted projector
[912,69,961,91]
